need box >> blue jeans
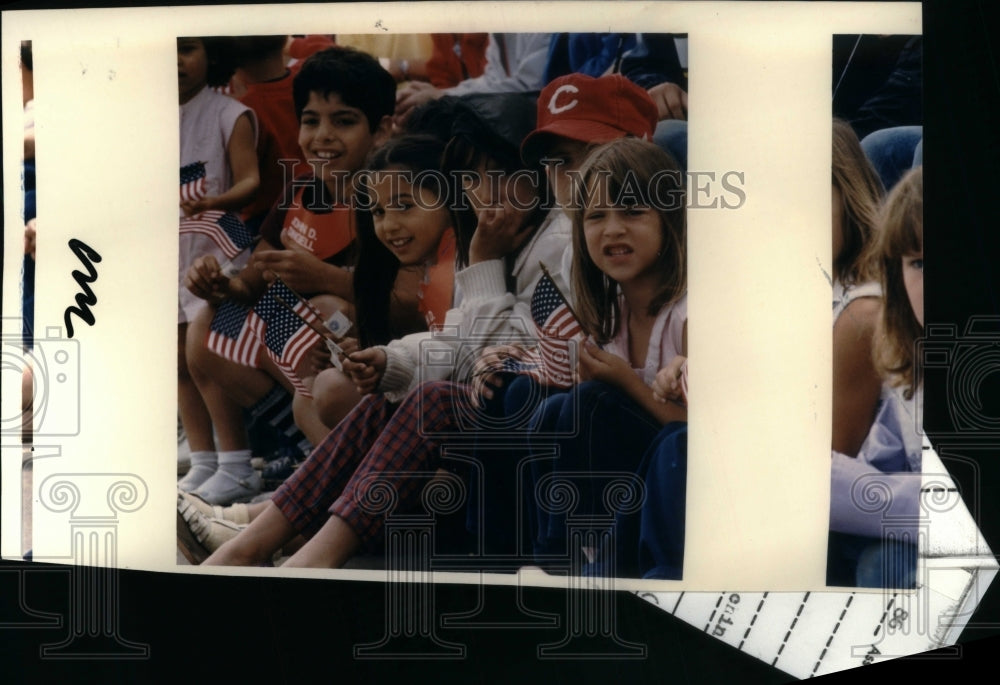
[526,381,664,564]
[597,422,687,579]
[459,374,551,561]
[827,531,917,588]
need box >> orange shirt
[418,228,456,328]
[279,200,355,262]
[260,179,356,269]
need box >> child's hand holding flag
[652,355,688,407]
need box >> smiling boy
[180,47,396,505]
[250,46,396,300]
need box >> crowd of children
[174,33,923,587]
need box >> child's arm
[342,347,387,395]
[470,343,535,406]
[237,184,354,301]
[578,340,687,425]
[832,296,882,456]
[250,246,354,302]
[181,112,260,217]
[185,237,279,305]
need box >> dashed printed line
[704,594,725,632]
[737,592,769,651]
[671,592,685,615]
[811,593,856,676]
[771,592,810,667]
[874,593,898,637]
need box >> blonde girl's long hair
[833,118,885,286]
[569,137,686,345]
[871,165,923,397]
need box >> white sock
[178,451,217,491]
[217,450,253,479]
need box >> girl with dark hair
[303,134,457,432]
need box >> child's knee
[573,380,623,414]
[503,375,545,417]
[183,306,215,380]
[291,390,309,417]
[313,368,360,427]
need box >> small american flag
[180,161,207,203]
[529,272,583,388]
[499,354,540,375]
[179,210,255,259]
[206,299,263,368]
[254,281,323,397]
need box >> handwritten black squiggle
[63,239,102,337]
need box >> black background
[3,1,999,682]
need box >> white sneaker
[187,514,246,553]
[177,491,251,525]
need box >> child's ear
[373,115,393,147]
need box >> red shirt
[239,69,310,221]
[426,34,489,89]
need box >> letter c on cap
[548,84,580,115]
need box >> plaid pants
[272,380,472,545]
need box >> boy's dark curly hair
[292,46,396,132]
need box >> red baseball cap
[521,73,658,164]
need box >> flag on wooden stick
[475,265,582,390]
[527,267,583,388]
[179,210,255,259]
[253,281,326,397]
